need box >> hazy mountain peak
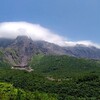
[16,35,29,40]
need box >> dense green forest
[0,54,100,100]
[30,54,100,78]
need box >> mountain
[0,36,100,100]
[0,35,100,67]
[0,36,69,66]
[64,45,100,59]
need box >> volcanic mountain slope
[0,36,69,66]
[64,45,100,59]
[0,35,100,66]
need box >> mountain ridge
[0,35,100,67]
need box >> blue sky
[0,0,100,44]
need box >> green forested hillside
[30,54,100,78]
[0,50,11,68]
[0,69,100,100]
[0,54,100,99]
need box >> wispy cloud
[0,22,66,46]
[65,41,100,48]
[0,21,99,48]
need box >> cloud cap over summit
[0,21,100,48]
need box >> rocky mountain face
[0,36,100,66]
[64,45,100,59]
[0,36,69,66]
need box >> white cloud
[0,21,100,48]
[65,41,100,48]
[0,22,66,46]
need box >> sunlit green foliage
[0,82,57,100]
